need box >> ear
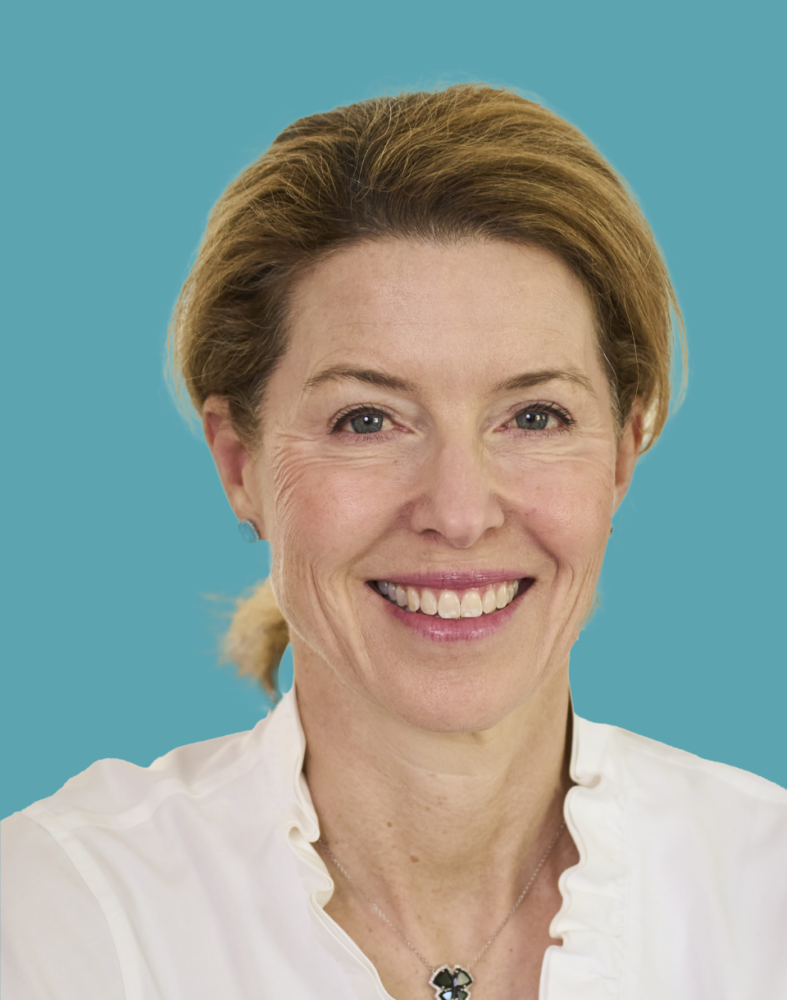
[202,395,266,539]
[613,399,645,515]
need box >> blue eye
[349,412,385,434]
[512,402,572,432]
[332,406,390,434]
[515,409,551,431]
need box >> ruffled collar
[263,686,625,999]
[542,703,626,996]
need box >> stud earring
[237,519,261,543]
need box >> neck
[294,643,574,951]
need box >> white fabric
[2,689,786,999]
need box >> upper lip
[369,571,531,590]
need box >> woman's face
[210,239,642,732]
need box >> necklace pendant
[429,965,473,1000]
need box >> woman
[3,85,786,1000]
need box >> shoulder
[575,715,787,911]
[1,712,283,895]
[18,716,275,833]
[574,714,787,877]
[618,723,787,860]
[615,721,787,813]
[570,716,787,990]
[0,712,282,998]
[577,713,787,809]
[1,811,126,999]
[0,699,306,997]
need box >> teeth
[376,579,522,617]
[460,590,483,618]
[437,590,461,619]
[482,588,498,614]
[420,589,438,615]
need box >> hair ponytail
[221,577,289,700]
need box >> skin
[204,238,643,999]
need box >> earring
[609,524,614,536]
[237,519,261,543]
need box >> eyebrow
[303,365,416,393]
[494,367,596,398]
[303,364,596,398]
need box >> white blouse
[2,688,787,999]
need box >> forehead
[284,238,601,390]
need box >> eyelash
[330,401,575,438]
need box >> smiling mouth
[370,578,532,618]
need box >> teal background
[2,0,785,820]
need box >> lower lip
[370,580,534,642]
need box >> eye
[515,409,552,431]
[511,402,573,433]
[332,406,392,435]
[349,412,385,434]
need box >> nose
[409,433,505,548]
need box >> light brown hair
[166,83,687,698]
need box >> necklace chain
[318,818,565,974]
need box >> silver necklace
[318,818,564,1000]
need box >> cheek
[265,444,391,565]
[510,454,614,547]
